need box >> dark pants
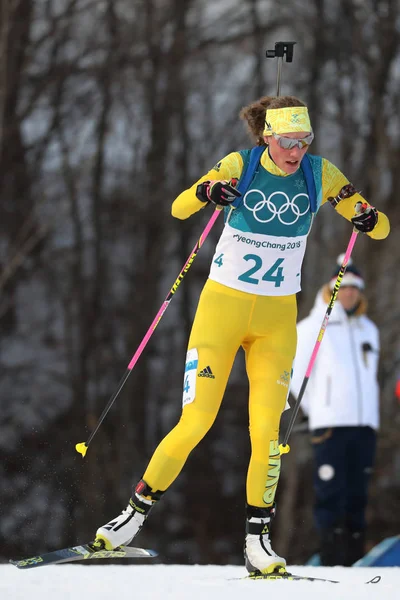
[311,426,376,565]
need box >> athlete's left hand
[351,202,378,233]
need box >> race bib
[209,223,307,296]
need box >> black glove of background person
[196,179,241,206]
[351,202,378,233]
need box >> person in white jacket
[290,256,380,566]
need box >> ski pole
[279,224,360,455]
[75,208,222,457]
[76,42,297,458]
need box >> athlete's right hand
[196,179,241,206]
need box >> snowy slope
[1,564,399,600]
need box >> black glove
[351,202,378,233]
[196,179,241,206]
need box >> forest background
[1,0,399,565]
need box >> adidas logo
[198,366,215,379]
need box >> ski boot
[244,504,286,575]
[91,479,163,551]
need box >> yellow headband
[263,106,312,137]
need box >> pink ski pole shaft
[76,208,222,457]
[279,228,359,454]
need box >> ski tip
[75,442,88,457]
[9,558,43,569]
[366,575,381,584]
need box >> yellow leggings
[143,279,297,507]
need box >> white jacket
[290,287,380,431]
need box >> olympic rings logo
[243,189,310,225]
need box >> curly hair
[239,96,307,146]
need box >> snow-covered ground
[1,563,399,600]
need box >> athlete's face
[266,132,311,174]
[338,286,362,312]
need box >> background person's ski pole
[76,41,297,458]
[279,226,360,455]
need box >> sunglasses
[272,132,314,150]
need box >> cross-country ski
[242,569,381,584]
[10,544,157,569]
